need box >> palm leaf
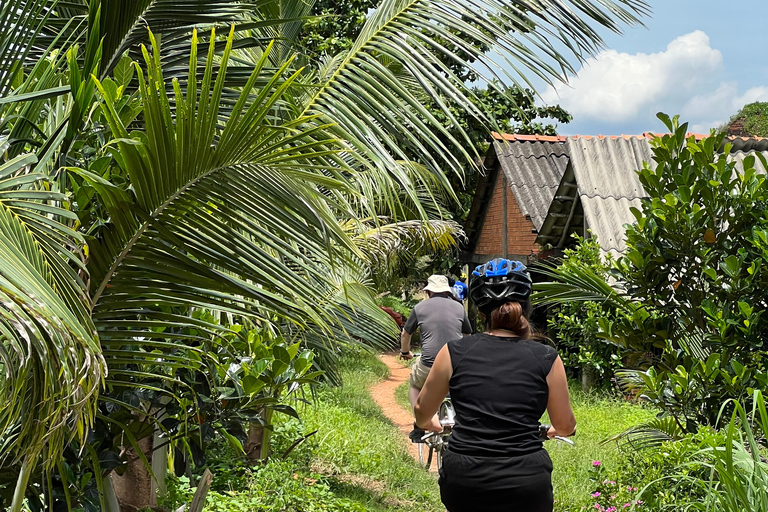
[603,416,682,451]
[0,153,103,474]
[300,0,650,181]
[82,29,387,403]
[0,0,57,97]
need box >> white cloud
[685,84,768,132]
[541,30,766,132]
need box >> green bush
[546,235,622,389]
[163,461,365,512]
[562,428,722,511]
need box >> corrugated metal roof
[728,150,768,174]
[539,142,768,256]
[566,136,654,201]
[563,137,655,254]
[494,140,569,231]
[580,197,642,257]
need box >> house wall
[472,170,539,262]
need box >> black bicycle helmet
[469,258,532,315]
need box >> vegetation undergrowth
[163,349,443,512]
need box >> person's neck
[485,328,519,337]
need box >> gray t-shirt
[404,296,472,367]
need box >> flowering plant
[585,461,642,512]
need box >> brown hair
[489,301,531,339]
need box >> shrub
[163,461,365,512]
[546,235,622,389]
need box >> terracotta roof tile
[492,132,566,142]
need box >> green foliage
[726,102,768,137]
[162,463,366,512]
[299,0,572,224]
[537,114,768,438]
[1,0,651,507]
[299,0,373,57]
[609,114,768,430]
[691,391,768,511]
[547,235,621,388]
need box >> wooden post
[189,469,213,512]
[502,174,508,259]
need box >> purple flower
[607,507,617,512]
[611,494,617,499]
[593,460,602,466]
[623,504,631,509]
[592,492,601,498]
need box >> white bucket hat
[424,274,452,294]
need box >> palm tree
[1,0,650,509]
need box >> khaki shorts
[409,356,431,389]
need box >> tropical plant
[694,391,768,511]
[534,114,768,445]
[2,0,650,509]
[544,235,622,389]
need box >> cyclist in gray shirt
[400,274,472,441]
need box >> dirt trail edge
[369,353,434,469]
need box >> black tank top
[446,333,559,457]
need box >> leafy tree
[722,101,768,137]
[536,114,768,440]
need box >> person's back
[408,295,468,366]
[413,259,575,512]
[447,334,557,457]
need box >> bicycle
[417,398,455,470]
[539,423,575,445]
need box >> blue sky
[527,0,768,136]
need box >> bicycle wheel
[418,441,434,470]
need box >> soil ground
[368,352,430,467]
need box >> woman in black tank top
[414,259,576,512]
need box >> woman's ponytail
[489,301,531,339]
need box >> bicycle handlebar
[539,424,575,446]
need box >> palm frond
[603,416,682,451]
[301,0,650,181]
[0,0,57,97]
[82,29,383,399]
[0,152,103,471]
[531,259,637,313]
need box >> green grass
[544,389,656,510]
[298,349,443,512]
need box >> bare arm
[400,330,413,359]
[546,356,576,436]
[414,344,452,431]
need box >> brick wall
[474,171,539,258]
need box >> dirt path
[369,353,429,466]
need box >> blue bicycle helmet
[452,280,468,302]
[469,258,532,315]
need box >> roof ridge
[496,131,768,142]
[493,132,567,142]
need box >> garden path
[369,353,436,470]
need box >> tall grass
[678,391,768,511]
